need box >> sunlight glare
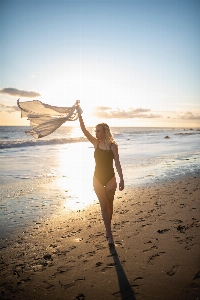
[56,143,97,211]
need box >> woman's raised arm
[77,107,97,145]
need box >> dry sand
[0,175,200,300]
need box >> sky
[0,0,200,127]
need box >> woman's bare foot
[107,234,114,246]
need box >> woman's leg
[93,176,114,244]
[105,177,117,224]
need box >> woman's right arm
[78,115,97,145]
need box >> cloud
[96,106,112,111]
[94,107,161,119]
[0,87,41,98]
[177,111,200,120]
[0,103,20,113]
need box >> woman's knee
[95,190,109,208]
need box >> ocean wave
[0,137,87,149]
[113,129,173,136]
[175,132,200,136]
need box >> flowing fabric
[17,99,79,139]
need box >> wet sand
[0,175,200,300]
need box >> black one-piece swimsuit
[94,144,115,186]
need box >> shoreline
[1,168,200,239]
[0,174,200,299]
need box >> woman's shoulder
[110,142,118,151]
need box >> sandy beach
[0,174,199,300]
[1,0,200,297]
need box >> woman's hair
[96,123,117,148]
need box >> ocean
[0,126,200,235]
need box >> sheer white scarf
[17,99,79,139]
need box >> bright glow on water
[55,143,96,210]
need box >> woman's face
[95,125,105,140]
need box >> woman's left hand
[119,180,124,191]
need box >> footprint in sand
[143,245,158,252]
[95,261,103,267]
[193,271,200,281]
[57,266,72,274]
[42,281,55,291]
[100,262,117,272]
[59,281,75,290]
[177,225,188,233]
[106,262,117,268]
[43,254,53,260]
[130,276,144,288]
[148,252,165,264]
[157,229,170,234]
[75,293,85,300]
[95,244,107,250]
[86,250,96,256]
[166,265,180,276]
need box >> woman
[76,105,124,246]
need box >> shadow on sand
[109,245,136,300]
